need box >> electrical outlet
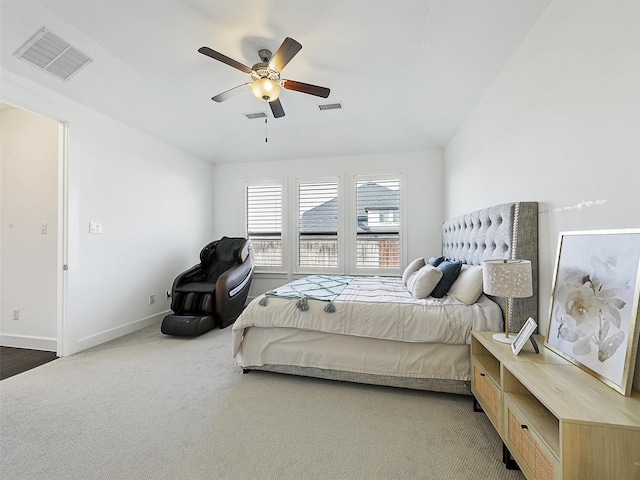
[13,308,19,321]
[149,294,155,305]
[89,222,102,234]
[165,290,171,299]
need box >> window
[297,180,339,270]
[355,178,401,270]
[245,173,403,275]
[245,182,283,269]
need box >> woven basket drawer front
[507,407,558,480]
[473,364,499,420]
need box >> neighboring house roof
[299,197,338,233]
[300,182,399,234]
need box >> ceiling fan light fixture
[200,37,330,118]
[251,78,281,102]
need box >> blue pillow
[430,260,463,298]
[427,255,445,267]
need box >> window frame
[349,172,406,276]
[244,179,288,274]
[244,170,406,277]
[294,176,343,275]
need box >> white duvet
[233,276,502,356]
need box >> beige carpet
[0,324,525,480]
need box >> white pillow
[402,257,425,285]
[407,265,443,299]
[447,264,484,304]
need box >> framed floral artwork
[545,229,640,396]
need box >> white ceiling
[0,0,550,164]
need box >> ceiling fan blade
[282,79,330,98]
[211,83,250,102]
[198,46,252,74]
[269,98,285,118]
[269,37,302,72]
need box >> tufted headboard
[442,202,538,333]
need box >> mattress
[233,276,501,351]
[232,276,502,382]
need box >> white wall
[1,107,59,349]
[445,1,640,386]
[212,150,444,296]
[1,72,216,355]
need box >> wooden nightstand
[471,330,640,480]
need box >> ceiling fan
[198,37,330,118]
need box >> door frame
[0,99,68,356]
[56,119,69,357]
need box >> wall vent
[318,102,343,111]
[244,112,268,119]
[14,27,92,81]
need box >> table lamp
[482,259,533,343]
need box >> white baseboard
[0,334,57,352]
[75,311,168,354]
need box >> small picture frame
[512,317,538,355]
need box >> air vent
[14,27,92,81]
[244,112,268,120]
[318,102,342,111]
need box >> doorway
[0,102,65,355]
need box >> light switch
[41,222,48,234]
[89,222,102,234]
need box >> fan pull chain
[265,117,268,143]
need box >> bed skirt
[235,326,474,395]
[244,365,472,395]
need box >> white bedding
[234,327,474,380]
[232,276,502,357]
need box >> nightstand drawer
[505,401,560,480]
[472,360,500,430]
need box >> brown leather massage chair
[161,237,254,336]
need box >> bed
[232,202,538,395]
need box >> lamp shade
[251,78,281,102]
[482,259,533,298]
